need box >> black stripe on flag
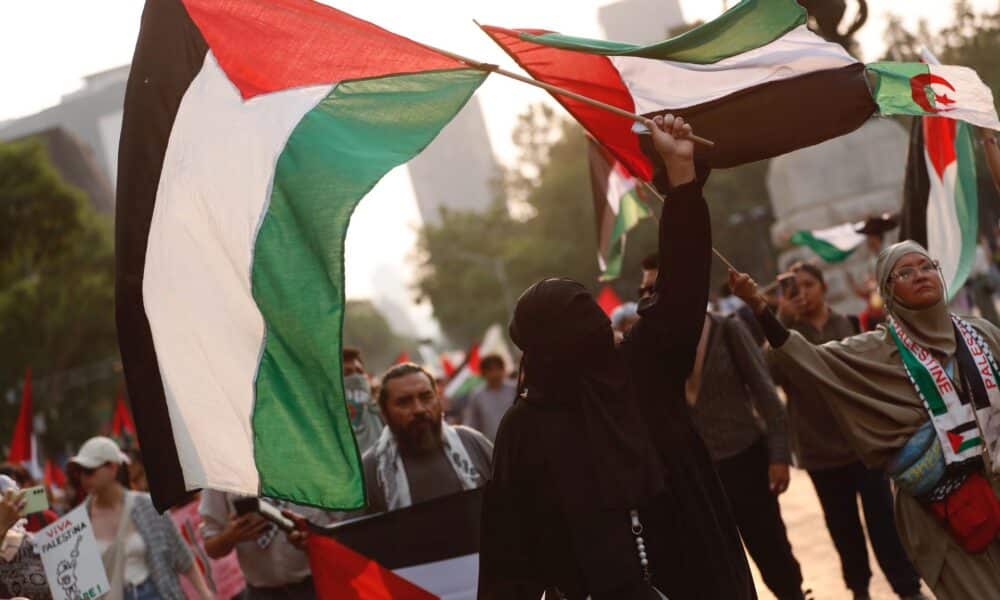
[900,117,929,246]
[116,0,209,512]
[325,488,483,570]
[638,63,877,169]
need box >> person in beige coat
[730,240,1000,600]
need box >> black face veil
[509,278,664,510]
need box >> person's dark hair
[479,354,505,373]
[378,363,437,408]
[343,346,363,365]
[641,252,660,271]
[789,261,826,287]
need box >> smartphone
[232,497,295,532]
[20,485,49,516]
[778,273,799,299]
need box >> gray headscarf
[876,240,955,356]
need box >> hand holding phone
[19,486,48,517]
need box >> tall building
[598,0,684,43]
[0,66,128,197]
[407,96,499,227]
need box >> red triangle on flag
[466,345,481,375]
[308,535,438,600]
[947,430,968,453]
[8,368,33,464]
[44,459,67,489]
[596,285,624,317]
[441,355,456,378]
[394,351,411,365]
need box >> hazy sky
[1,0,992,336]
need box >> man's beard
[390,414,443,453]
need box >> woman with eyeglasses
[730,241,1000,600]
[69,436,213,600]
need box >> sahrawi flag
[589,138,652,280]
[482,0,1000,178]
[116,0,488,511]
[790,222,866,263]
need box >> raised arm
[634,115,711,376]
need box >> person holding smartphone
[768,263,923,600]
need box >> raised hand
[645,114,695,186]
[728,269,768,315]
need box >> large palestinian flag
[116,0,488,511]
[589,138,652,280]
[900,115,981,297]
[481,0,1000,178]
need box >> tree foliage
[0,139,118,455]
[342,299,417,374]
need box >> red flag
[8,368,33,464]
[596,285,623,317]
[308,535,438,600]
[393,351,411,365]
[440,355,456,378]
[44,459,67,489]
[110,392,137,438]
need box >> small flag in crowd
[44,459,67,491]
[8,368,42,480]
[115,0,490,511]
[394,351,412,365]
[110,391,137,443]
[589,137,652,280]
[310,489,482,599]
[596,286,624,317]
[481,0,999,177]
[444,345,482,399]
[790,222,866,263]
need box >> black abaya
[479,176,756,600]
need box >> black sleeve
[758,308,791,348]
[634,166,712,379]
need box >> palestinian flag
[116,0,488,511]
[790,222,865,263]
[481,0,875,175]
[109,391,137,446]
[311,488,482,599]
[589,137,652,280]
[482,0,1000,178]
[444,345,482,399]
[900,115,980,296]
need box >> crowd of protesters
[5,119,1000,600]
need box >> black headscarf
[509,278,664,511]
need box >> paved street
[747,469,933,600]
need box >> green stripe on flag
[867,62,932,116]
[958,436,983,453]
[949,121,979,295]
[520,0,805,63]
[251,68,487,508]
[789,230,857,263]
[600,190,651,281]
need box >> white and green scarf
[889,315,1000,471]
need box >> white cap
[69,436,130,469]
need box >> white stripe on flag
[144,52,332,494]
[926,159,964,293]
[610,25,857,114]
[394,554,478,600]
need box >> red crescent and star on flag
[910,72,958,113]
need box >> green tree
[342,299,416,374]
[0,139,118,456]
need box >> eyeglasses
[638,285,655,299]
[889,260,940,283]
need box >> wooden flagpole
[419,40,715,149]
[637,179,740,272]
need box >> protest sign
[37,505,110,600]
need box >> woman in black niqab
[478,116,755,600]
